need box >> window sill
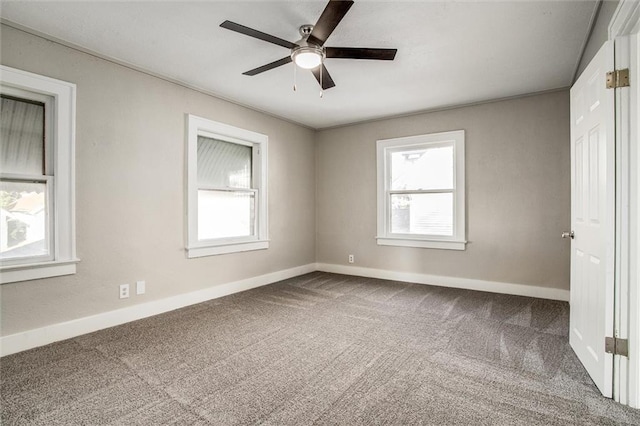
[1,259,80,284]
[187,240,269,258]
[376,237,467,251]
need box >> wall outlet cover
[136,280,146,295]
[119,284,130,299]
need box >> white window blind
[197,136,251,189]
[1,96,45,175]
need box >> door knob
[561,231,575,239]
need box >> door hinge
[606,69,630,89]
[605,336,629,357]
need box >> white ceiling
[1,1,596,129]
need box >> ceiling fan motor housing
[299,24,314,37]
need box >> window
[376,130,466,250]
[186,114,268,257]
[1,66,77,283]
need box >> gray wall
[576,0,619,79]
[315,91,571,290]
[0,25,317,336]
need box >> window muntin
[377,130,466,250]
[0,65,77,284]
[186,115,268,258]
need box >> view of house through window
[0,95,50,261]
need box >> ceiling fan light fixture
[221,0,397,91]
[292,46,323,69]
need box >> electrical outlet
[136,280,146,295]
[119,284,130,299]
[348,254,355,264]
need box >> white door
[569,40,616,397]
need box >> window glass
[0,96,45,176]
[197,190,255,240]
[391,193,453,236]
[0,180,49,260]
[390,145,453,191]
[197,136,251,189]
[1,95,50,262]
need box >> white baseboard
[315,263,570,302]
[1,262,570,357]
[0,263,316,357]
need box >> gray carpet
[2,272,639,425]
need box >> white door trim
[609,0,640,409]
[609,1,640,40]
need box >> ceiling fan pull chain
[319,59,323,98]
[293,63,297,92]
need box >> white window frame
[376,130,466,251]
[0,65,77,284]
[186,114,268,258]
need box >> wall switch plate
[119,284,130,299]
[136,280,146,295]
[348,254,355,264]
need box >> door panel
[569,40,615,398]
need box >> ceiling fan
[220,0,397,90]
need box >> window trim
[376,130,466,251]
[185,114,268,258]
[0,65,78,283]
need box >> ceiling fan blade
[307,0,354,46]
[220,20,296,49]
[243,56,292,76]
[311,64,336,90]
[326,47,397,61]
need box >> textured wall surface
[0,25,316,336]
[316,91,571,291]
